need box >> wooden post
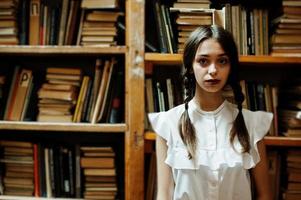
[125,0,145,199]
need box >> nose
[208,63,217,76]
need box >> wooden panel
[125,0,145,199]
[0,45,126,55]
[0,121,126,132]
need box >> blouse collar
[189,99,227,117]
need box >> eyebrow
[195,53,228,57]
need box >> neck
[193,90,224,111]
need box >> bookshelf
[0,0,144,199]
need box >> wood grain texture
[0,121,126,132]
[125,0,145,199]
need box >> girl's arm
[156,135,174,200]
[250,140,272,200]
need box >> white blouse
[148,100,273,200]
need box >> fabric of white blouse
[148,100,273,200]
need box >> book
[80,157,115,169]
[81,0,118,9]
[9,69,33,121]
[29,0,40,45]
[91,59,113,123]
[37,114,73,122]
[38,89,77,101]
[46,67,81,75]
[83,168,116,176]
[0,140,33,148]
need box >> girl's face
[192,38,231,95]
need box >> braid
[230,82,250,153]
[179,70,196,159]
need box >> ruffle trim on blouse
[165,111,273,170]
[165,145,259,170]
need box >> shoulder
[226,101,273,132]
[241,108,273,134]
[148,104,185,141]
[148,103,185,124]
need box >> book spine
[29,0,41,45]
[34,144,40,197]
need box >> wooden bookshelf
[0,0,144,199]
[145,53,301,65]
[0,121,126,132]
[145,132,301,147]
[0,45,127,55]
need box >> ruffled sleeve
[148,112,170,142]
[244,111,273,168]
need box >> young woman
[148,25,273,200]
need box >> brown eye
[199,58,208,66]
[219,57,229,65]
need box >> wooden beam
[125,0,145,199]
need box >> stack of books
[0,0,18,45]
[286,112,301,137]
[282,150,301,200]
[271,0,301,56]
[81,146,117,200]
[0,140,34,196]
[77,0,123,46]
[170,1,213,53]
[37,67,81,122]
[278,84,301,136]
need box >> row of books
[1,58,124,123]
[146,1,270,55]
[0,140,119,198]
[222,4,269,55]
[1,0,123,45]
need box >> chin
[202,87,223,94]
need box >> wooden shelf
[0,121,126,132]
[264,136,301,147]
[145,132,301,147]
[0,196,83,200]
[0,45,126,55]
[145,53,301,65]
[145,53,182,65]
[145,131,156,140]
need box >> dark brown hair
[180,25,250,159]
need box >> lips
[204,79,221,85]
